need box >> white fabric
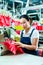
[20,27,39,50]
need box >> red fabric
[0,15,21,27]
[38,49,43,57]
[2,16,10,26]
[0,15,4,26]
[36,25,43,30]
[0,15,11,26]
[16,30,20,35]
[2,39,24,55]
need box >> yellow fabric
[15,25,23,30]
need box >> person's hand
[15,42,24,48]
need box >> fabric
[2,39,24,55]
[0,15,10,26]
[38,49,43,57]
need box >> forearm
[22,44,36,50]
[22,38,38,50]
[15,42,37,50]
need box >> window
[41,8,43,18]
[29,14,39,21]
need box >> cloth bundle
[2,39,24,55]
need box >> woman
[15,15,39,55]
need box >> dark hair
[20,15,30,21]
[20,14,33,25]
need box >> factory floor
[0,53,43,65]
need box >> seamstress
[15,15,39,55]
